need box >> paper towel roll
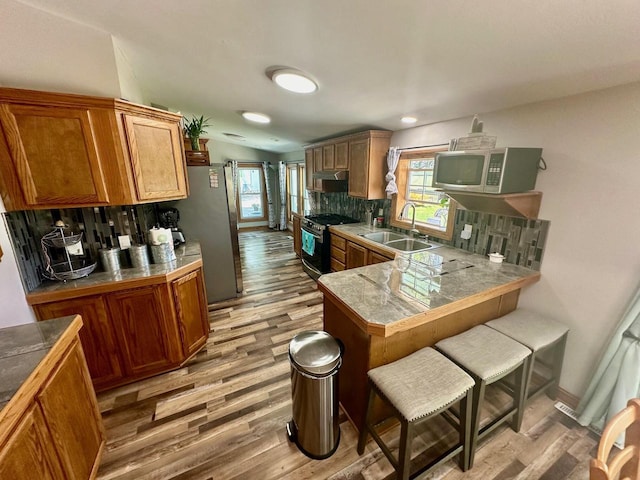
[149,227,172,245]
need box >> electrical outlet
[118,235,131,250]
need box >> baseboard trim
[556,387,580,410]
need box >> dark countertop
[27,242,202,304]
[0,316,75,410]
[320,224,540,336]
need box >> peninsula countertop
[0,315,78,411]
[319,224,540,337]
[26,242,203,305]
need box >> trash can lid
[289,331,341,375]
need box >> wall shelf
[445,191,542,219]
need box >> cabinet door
[33,296,123,388]
[0,104,109,208]
[313,147,323,190]
[293,215,302,257]
[348,138,370,198]
[123,114,187,202]
[0,404,65,480]
[346,241,368,269]
[107,285,180,376]
[172,269,210,358]
[37,340,104,480]
[369,251,393,265]
[304,149,314,191]
[335,141,349,170]
[322,144,335,170]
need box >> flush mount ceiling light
[242,111,271,124]
[401,116,417,124]
[268,68,318,94]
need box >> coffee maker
[158,207,186,246]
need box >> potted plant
[183,115,211,151]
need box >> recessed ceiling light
[401,116,417,124]
[269,68,318,94]
[242,111,271,124]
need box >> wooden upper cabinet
[0,87,188,211]
[348,131,392,199]
[322,144,335,170]
[0,103,109,208]
[122,114,187,202]
[335,141,349,170]
[171,268,210,358]
[304,130,391,199]
[305,149,314,191]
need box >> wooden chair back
[590,398,640,480]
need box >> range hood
[312,170,348,181]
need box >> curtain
[262,162,276,229]
[576,283,640,445]
[384,146,401,196]
[230,160,238,198]
[278,161,287,230]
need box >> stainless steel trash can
[287,330,342,459]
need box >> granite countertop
[0,316,75,410]
[320,224,540,335]
[27,242,202,303]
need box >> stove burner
[305,213,359,226]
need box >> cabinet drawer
[330,258,345,272]
[332,235,346,250]
[330,245,346,264]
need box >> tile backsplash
[314,192,549,270]
[436,210,549,270]
[5,205,159,292]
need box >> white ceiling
[18,0,640,153]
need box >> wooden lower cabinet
[32,266,209,391]
[293,214,302,257]
[0,405,64,480]
[37,340,104,479]
[33,295,122,389]
[107,285,181,377]
[346,241,368,269]
[368,251,392,264]
[172,270,210,357]
[0,323,105,480]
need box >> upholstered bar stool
[357,347,475,479]
[435,325,531,469]
[486,309,569,401]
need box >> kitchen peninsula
[26,243,210,391]
[0,315,105,479]
[317,225,541,430]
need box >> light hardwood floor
[96,230,596,480]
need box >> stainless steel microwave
[433,147,543,194]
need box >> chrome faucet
[401,202,420,238]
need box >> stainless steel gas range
[300,213,359,280]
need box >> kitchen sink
[384,238,434,252]
[360,229,437,253]
[360,231,406,243]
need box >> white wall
[0,0,120,96]
[0,199,35,327]
[392,81,640,397]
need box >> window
[237,164,268,222]
[390,147,456,240]
[286,163,307,222]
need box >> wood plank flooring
[96,230,597,480]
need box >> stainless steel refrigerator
[175,163,242,303]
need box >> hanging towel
[301,229,315,256]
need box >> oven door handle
[301,225,323,240]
